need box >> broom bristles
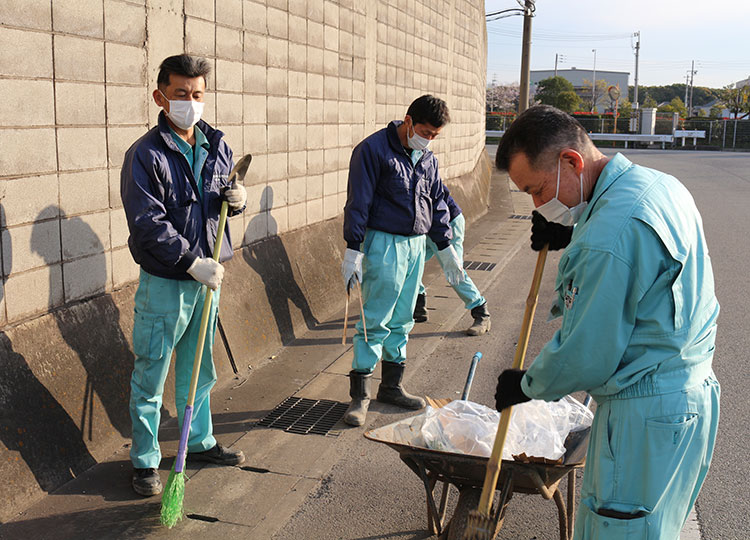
[462,509,495,540]
[160,466,186,528]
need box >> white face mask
[407,121,432,151]
[535,159,588,226]
[159,89,204,130]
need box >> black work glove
[531,211,573,251]
[494,369,531,411]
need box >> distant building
[530,68,629,113]
[735,75,750,89]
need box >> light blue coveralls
[521,154,720,540]
[420,213,486,310]
[129,126,220,469]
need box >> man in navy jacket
[121,54,247,496]
[341,95,465,426]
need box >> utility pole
[518,0,535,113]
[633,31,640,109]
[554,53,558,77]
[591,49,597,113]
[685,72,691,106]
[689,60,697,117]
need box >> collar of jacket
[578,152,635,224]
[386,120,433,162]
[156,111,225,154]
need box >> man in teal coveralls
[494,105,720,539]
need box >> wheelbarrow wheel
[445,488,503,540]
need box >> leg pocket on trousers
[577,501,648,539]
[133,312,166,359]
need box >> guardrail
[487,130,705,149]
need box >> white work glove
[341,248,364,291]
[436,245,465,287]
[187,257,224,290]
[223,183,247,211]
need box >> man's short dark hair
[157,54,211,88]
[495,105,590,171]
[407,95,451,128]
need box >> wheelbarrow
[364,353,592,540]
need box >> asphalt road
[275,149,750,540]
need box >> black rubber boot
[377,362,426,410]
[413,293,428,322]
[343,370,372,426]
[466,302,491,336]
[132,467,162,497]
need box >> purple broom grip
[174,405,194,473]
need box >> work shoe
[344,370,372,426]
[466,302,491,336]
[413,293,428,322]
[377,362,426,410]
[187,443,245,466]
[132,467,162,497]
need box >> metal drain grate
[509,214,532,220]
[463,260,497,271]
[257,397,348,436]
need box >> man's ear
[559,149,584,175]
[153,88,166,109]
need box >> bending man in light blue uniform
[341,95,464,426]
[121,55,247,496]
[413,188,491,336]
[494,105,720,540]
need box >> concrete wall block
[306,99,323,125]
[267,7,288,39]
[267,179,288,209]
[338,100,352,124]
[323,148,338,171]
[61,211,110,260]
[267,37,288,68]
[109,167,122,209]
[0,0,51,30]
[323,99,338,123]
[324,1,339,26]
[63,251,112,302]
[106,85,148,125]
[108,126,147,168]
[55,82,106,126]
[307,0,324,22]
[288,98,306,124]
[216,0,243,27]
[323,49,338,75]
[106,42,147,85]
[307,150,324,175]
[288,70,306,98]
[267,67,288,95]
[186,17,216,57]
[0,175,58,228]
[0,129,56,177]
[267,96,288,124]
[307,20,324,49]
[288,122,307,152]
[243,63,267,94]
[216,26,244,61]
[288,14,307,44]
[337,168,348,192]
[339,77,352,101]
[323,193,338,219]
[307,45,324,73]
[337,191,347,214]
[104,0,146,45]
[217,92,244,124]
[288,0,306,17]
[323,171,338,196]
[305,124,323,149]
[305,173,323,200]
[244,211,268,244]
[243,94,267,124]
[216,59,244,92]
[267,0,287,10]
[307,73,324,99]
[53,0,103,38]
[324,24,339,51]
[222,125,243,156]
[0,28,52,77]
[111,246,139,288]
[3,220,60,275]
[269,206,288,235]
[228,212,245,251]
[289,43,307,72]
[202,90,217,125]
[110,207,129,249]
[60,170,109,216]
[57,127,107,171]
[0,80,54,128]
[185,0,214,20]
[288,151,306,178]
[145,3,183,96]
[243,124,267,157]
[324,75,338,100]
[265,152,288,181]
[5,264,63,321]
[246,183,268,214]
[287,201,306,230]
[306,197,322,224]
[338,124,352,147]
[54,35,104,82]
[242,1,266,35]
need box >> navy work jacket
[121,112,239,280]
[343,121,452,251]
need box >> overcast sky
[485,0,750,90]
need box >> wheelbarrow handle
[461,352,482,400]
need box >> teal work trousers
[353,229,425,372]
[129,269,220,469]
[419,214,485,310]
[574,375,720,540]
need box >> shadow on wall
[0,205,97,492]
[243,186,319,344]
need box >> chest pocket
[381,157,412,198]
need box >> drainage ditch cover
[257,397,348,436]
[509,214,532,220]
[463,260,497,271]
